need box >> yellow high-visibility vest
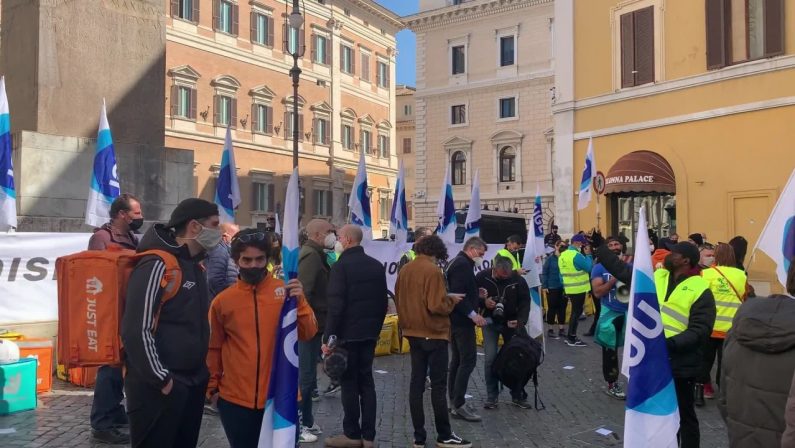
[558,249,591,294]
[655,270,710,338]
[701,267,746,333]
[494,248,521,271]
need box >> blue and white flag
[622,206,679,447]
[464,169,481,239]
[274,212,281,235]
[522,226,544,339]
[755,167,795,290]
[533,183,545,255]
[577,137,596,211]
[436,162,456,244]
[215,126,241,224]
[258,167,300,448]
[390,161,409,244]
[349,149,372,240]
[85,100,120,227]
[0,76,16,231]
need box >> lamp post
[285,0,305,170]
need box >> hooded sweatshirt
[121,224,211,389]
[718,295,795,448]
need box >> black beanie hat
[688,233,704,246]
[670,242,700,267]
[166,198,219,229]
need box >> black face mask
[239,267,267,285]
[129,218,144,231]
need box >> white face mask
[649,244,655,253]
[194,224,222,251]
[324,233,337,250]
[702,256,715,266]
[473,256,484,268]
[334,241,344,254]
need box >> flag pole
[596,192,601,231]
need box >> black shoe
[558,329,566,338]
[565,338,587,347]
[437,433,472,447]
[413,441,425,448]
[695,383,705,407]
[323,383,341,396]
[509,398,532,409]
[92,428,130,444]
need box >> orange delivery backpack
[56,247,182,369]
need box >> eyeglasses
[233,232,266,243]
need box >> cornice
[346,0,404,30]
[404,0,553,32]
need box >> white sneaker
[299,427,318,443]
[304,423,322,435]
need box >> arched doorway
[605,150,676,250]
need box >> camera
[491,297,505,321]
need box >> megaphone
[616,281,631,303]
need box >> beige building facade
[406,0,556,232]
[395,84,416,228]
[164,0,401,236]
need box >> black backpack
[492,331,545,410]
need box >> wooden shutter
[189,88,197,120]
[192,0,200,23]
[283,24,288,52]
[376,62,381,86]
[231,98,238,129]
[764,0,784,57]
[170,0,179,18]
[284,111,291,138]
[361,53,369,81]
[340,44,345,70]
[311,118,317,143]
[251,103,259,132]
[170,85,178,116]
[705,0,728,70]
[385,64,390,87]
[298,114,304,140]
[311,34,317,62]
[212,0,220,31]
[386,137,390,157]
[213,95,220,125]
[326,191,332,217]
[299,29,305,58]
[620,12,635,87]
[250,12,257,43]
[633,7,654,86]
[324,120,330,145]
[325,38,331,65]
[268,184,275,212]
[232,4,239,36]
[267,17,275,47]
[351,48,356,75]
[265,106,273,134]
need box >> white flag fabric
[532,183,545,255]
[274,212,281,235]
[622,206,680,447]
[755,167,795,289]
[464,169,481,239]
[522,225,544,338]
[0,76,17,231]
[436,163,457,244]
[577,138,596,211]
[215,126,241,224]
[85,99,120,227]
[349,150,373,240]
[389,161,409,244]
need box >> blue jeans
[90,366,128,430]
[482,324,525,402]
[298,332,322,428]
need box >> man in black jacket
[476,256,531,409]
[322,225,388,448]
[445,237,488,422]
[121,198,220,448]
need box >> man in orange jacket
[206,229,318,447]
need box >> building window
[452,45,466,75]
[620,6,654,87]
[170,85,197,120]
[341,45,355,74]
[378,135,390,158]
[312,34,329,64]
[171,0,199,22]
[342,124,354,150]
[499,146,516,182]
[500,36,515,66]
[343,192,351,218]
[284,111,304,140]
[451,104,466,125]
[360,130,372,154]
[215,0,239,35]
[314,118,330,145]
[380,195,392,222]
[451,151,466,185]
[314,190,331,216]
[706,0,784,70]
[377,61,389,88]
[361,52,371,82]
[214,95,236,127]
[253,182,275,212]
[402,138,411,154]
[286,25,301,54]
[252,103,273,134]
[404,105,412,115]
[499,97,516,119]
[251,12,274,47]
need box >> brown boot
[324,434,363,448]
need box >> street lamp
[284,0,306,170]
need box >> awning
[604,150,676,195]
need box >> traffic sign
[594,171,606,195]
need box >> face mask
[334,241,344,254]
[239,267,267,285]
[129,218,144,231]
[324,233,337,250]
[649,244,655,253]
[702,256,715,266]
[473,257,484,268]
[195,224,222,251]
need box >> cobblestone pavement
[0,319,728,448]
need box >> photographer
[475,255,531,409]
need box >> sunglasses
[233,232,266,243]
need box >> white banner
[0,232,91,325]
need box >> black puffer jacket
[445,252,479,328]
[475,269,530,327]
[719,295,795,448]
[324,246,388,343]
[121,224,210,389]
